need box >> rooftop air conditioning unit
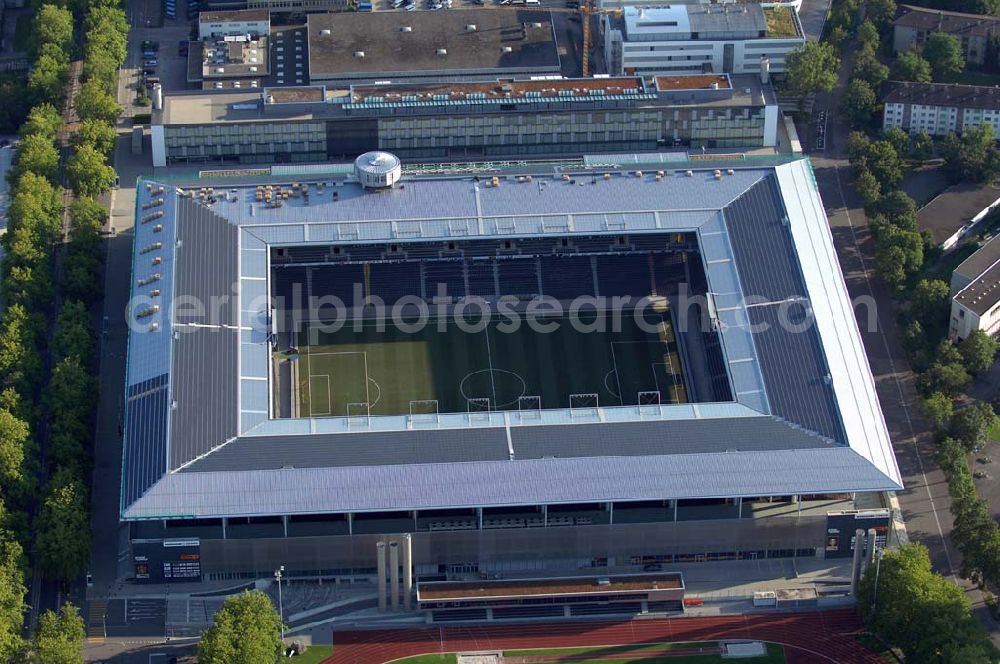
[437,48,447,56]
[466,24,477,31]
[501,46,513,53]
[354,51,365,57]
[320,29,331,35]
[401,25,412,32]
[531,21,542,28]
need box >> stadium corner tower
[121,153,901,591]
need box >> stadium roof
[121,158,901,520]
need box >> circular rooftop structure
[355,151,402,189]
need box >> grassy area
[504,642,785,663]
[987,418,1000,442]
[391,656,457,664]
[290,645,334,664]
[13,14,33,53]
[764,7,798,38]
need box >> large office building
[150,74,779,166]
[305,10,561,85]
[603,4,805,77]
[892,4,1000,67]
[882,80,1000,136]
[121,155,900,592]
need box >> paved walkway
[323,609,880,664]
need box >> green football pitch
[290,310,687,418]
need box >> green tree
[882,127,911,158]
[847,131,870,165]
[867,0,896,27]
[83,7,128,66]
[841,78,879,128]
[198,591,284,664]
[53,301,94,364]
[855,169,881,206]
[12,133,59,183]
[0,305,44,398]
[951,401,996,450]
[20,103,62,140]
[783,41,840,98]
[959,329,1000,374]
[864,139,905,189]
[922,392,953,429]
[908,278,950,326]
[73,80,121,124]
[857,20,879,50]
[913,129,934,161]
[82,49,118,93]
[27,52,68,106]
[941,125,1000,184]
[853,48,890,88]
[66,144,115,197]
[874,227,923,290]
[856,543,996,662]
[34,469,90,582]
[892,49,933,82]
[70,118,117,158]
[924,33,966,82]
[919,342,972,396]
[29,602,84,664]
[0,502,26,662]
[0,409,29,490]
[33,4,74,57]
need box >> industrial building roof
[894,4,1000,39]
[306,10,560,82]
[120,158,901,520]
[622,4,800,41]
[199,8,270,23]
[883,80,1000,112]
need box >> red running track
[323,609,881,664]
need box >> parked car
[979,456,993,464]
[144,59,158,67]
[142,40,159,50]
[974,470,991,479]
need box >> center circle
[459,369,527,409]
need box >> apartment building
[150,74,779,166]
[882,81,1000,136]
[950,235,1000,341]
[603,4,804,77]
[892,4,1000,67]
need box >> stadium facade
[122,156,901,589]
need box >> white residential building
[603,4,805,77]
[197,9,269,40]
[882,81,1000,136]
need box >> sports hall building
[122,154,901,592]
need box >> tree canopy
[959,329,1000,375]
[857,543,996,662]
[198,591,285,664]
[73,80,121,124]
[33,5,74,59]
[66,144,115,197]
[783,41,840,97]
[28,603,84,664]
[34,468,90,582]
[70,118,117,159]
[20,103,62,140]
[892,49,933,82]
[941,125,1000,184]
[924,33,966,82]
[841,79,879,128]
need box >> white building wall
[617,37,802,75]
[763,104,778,147]
[198,19,269,40]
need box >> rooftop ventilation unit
[437,48,447,56]
[355,151,402,189]
[501,46,513,53]
[531,21,542,28]
[354,51,365,58]
[320,29,331,35]
[465,24,477,31]
[401,25,412,32]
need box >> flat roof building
[950,234,1000,341]
[121,156,899,586]
[604,4,804,77]
[306,10,561,85]
[151,74,778,166]
[198,8,269,40]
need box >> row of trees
[857,543,996,662]
[0,0,120,658]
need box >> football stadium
[121,154,901,597]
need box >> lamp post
[274,565,285,641]
[870,548,884,614]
